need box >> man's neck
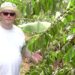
[0,22,13,30]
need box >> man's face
[0,10,16,24]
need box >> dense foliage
[1,0,75,75]
[25,0,75,75]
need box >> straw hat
[0,2,21,18]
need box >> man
[0,2,42,75]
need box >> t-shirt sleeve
[16,27,26,50]
[20,29,26,49]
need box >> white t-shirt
[0,25,25,75]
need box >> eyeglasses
[2,12,16,17]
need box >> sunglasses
[2,12,16,17]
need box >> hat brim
[0,7,21,18]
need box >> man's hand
[31,51,43,63]
[22,46,42,63]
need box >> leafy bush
[25,1,75,74]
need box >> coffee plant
[25,0,75,75]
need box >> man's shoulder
[13,25,25,36]
[13,25,23,32]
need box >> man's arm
[21,45,32,58]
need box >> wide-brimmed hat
[0,2,21,18]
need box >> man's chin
[5,20,13,24]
